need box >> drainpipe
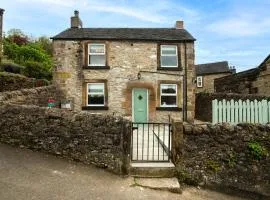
[183,42,188,121]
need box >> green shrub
[22,61,52,80]
[248,141,268,160]
[206,160,221,173]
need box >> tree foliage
[3,29,53,80]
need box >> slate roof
[195,61,231,75]
[51,28,196,42]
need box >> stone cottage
[215,54,270,95]
[195,61,235,93]
[51,11,196,122]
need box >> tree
[35,36,53,56]
[6,29,29,46]
[3,29,53,80]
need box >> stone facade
[53,40,195,122]
[177,123,270,199]
[196,73,231,93]
[252,61,270,96]
[215,55,270,96]
[0,104,131,175]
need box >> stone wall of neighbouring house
[196,73,231,93]
[0,104,131,175]
[0,86,63,107]
[253,62,270,96]
[215,60,270,96]
[177,123,270,199]
[195,93,270,122]
[214,68,259,94]
[52,40,195,122]
[0,72,50,92]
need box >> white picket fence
[212,99,270,124]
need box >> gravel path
[0,143,246,200]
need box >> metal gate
[131,122,172,162]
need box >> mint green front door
[133,88,148,122]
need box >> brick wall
[53,40,195,122]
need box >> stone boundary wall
[0,104,131,175]
[177,123,270,199]
[0,72,49,92]
[0,86,63,107]
[195,93,270,122]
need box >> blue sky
[1,0,270,71]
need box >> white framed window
[88,44,106,66]
[160,84,177,107]
[87,83,105,106]
[160,45,178,68]
[196,76,203,88]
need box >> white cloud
[207,17,270,37]
[15,0,198,24]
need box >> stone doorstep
[130,162,176,178]
[133,177,181,194]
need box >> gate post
[171,118,183,164]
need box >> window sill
[82,106,109,110]
[83,66,110,70]
[156,107,182,111]
[157,67,182,71]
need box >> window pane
[88,84,104,93]
[161,96,177,106]
[89,44,105,54]
[161,55,177,67]
[161,46,177,55]
[90,55,106,66]
[161,85,176,94]
[88,94,104,105]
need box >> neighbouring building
[195,61,235,93]
[215,54,270,95]
[51,11,196,122]
[0,8,4,62]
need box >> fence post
[171,118,183,164]
[227,100,231,123]
[231,99,235,124]
[254,100,258,123]
[239,99,243,123]
[212,99,218,124]
[243,101,247,123]
[250,101,255,123]
[247,100,251,123]
[235,100,239,124]
[222,99,226,123]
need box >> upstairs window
[160,84,177,107]
[87,83,105,106]
[160,45,178,68]
[196,76,203,88]
[88,44,106,66]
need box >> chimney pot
[175,20,184,29]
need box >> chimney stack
[175,20,184,29]
[71,10,83,28]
